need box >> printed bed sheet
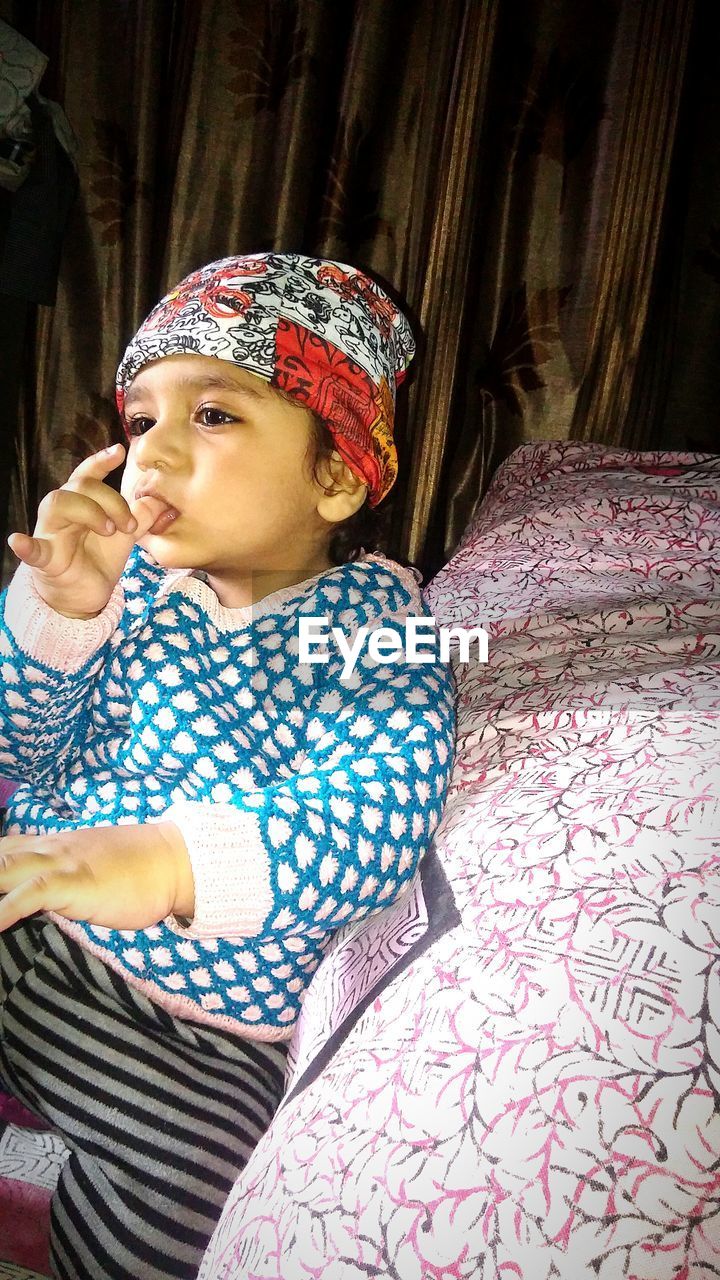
[198,441,720,1280]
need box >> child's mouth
[147,506,180,535]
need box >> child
[0,253,456,1280]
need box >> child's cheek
[120,465,137,505]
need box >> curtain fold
[0,0,716,586]
[398,0,499,566]
[569,0,695,448]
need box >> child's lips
[147,506,179,535]
[129,491,180,538]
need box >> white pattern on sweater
[0,548,456,1039]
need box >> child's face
[120,353,331,603]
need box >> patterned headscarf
[115,252,416,506]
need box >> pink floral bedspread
[199,442,720,1280]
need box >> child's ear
[316,451,367,523]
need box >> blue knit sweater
[0,549,455,1039]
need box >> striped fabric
[0,919,286,1280]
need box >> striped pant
[0,919,287,1280]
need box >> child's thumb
[129,496,174,540]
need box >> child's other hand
[7,444,169,619]
[0,822,195,932]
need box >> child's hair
[306,413,386,565]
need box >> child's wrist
[153,820,195,921]
[36,598,104,620]
[4,564,125,672]
[31,574,110,620]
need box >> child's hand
[7,444,169,619]
[0,822,195,932]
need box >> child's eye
[197,405,237,429]
[126,415,155,437]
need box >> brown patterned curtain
[0,0,716,586]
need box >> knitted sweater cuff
[3,563,124,671]
[161,802,273,939]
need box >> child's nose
[133,416,183,468]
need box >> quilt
[198,441,720,1280]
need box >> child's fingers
[34,488,123,540]
[0,835,42,885]
[0,839,51,929]
[7,530,53,569]
[129,494,173,538]
[67,442,126,486]
[62,446,171,541]
[62,477,138,535]
[0,836,85,930]
[0,868,77,931]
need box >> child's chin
[136,535,189,567]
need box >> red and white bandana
[115,253,416,505]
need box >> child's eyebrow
[124,372,268,409]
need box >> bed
[2,440,719,1279]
